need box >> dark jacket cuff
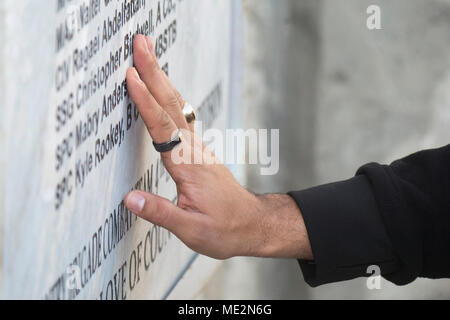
[288,175,398,287]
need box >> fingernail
[126,192,146,214]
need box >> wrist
[249,194,313,260]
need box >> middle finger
[133,35,189,130]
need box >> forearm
[249,194,313,260]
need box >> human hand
[124,35,312,260]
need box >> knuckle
[174,90,184,105]
[158,110,173,130]
[162,94,182,111]
[145,113,159,132]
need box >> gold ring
[182,102,197,124]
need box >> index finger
[126,67,180,158]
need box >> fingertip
[133,34,150,66]
[134,34,148,52]
[125,191,147,215]
[127,66,138,77]
[126,67,142,84]
[124,191,133,208]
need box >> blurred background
[197,0,450,299]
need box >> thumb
[124,191,201,236]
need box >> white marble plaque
[0,0,232,299]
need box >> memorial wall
[0,0,233,299]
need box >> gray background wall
[198,0,450,299]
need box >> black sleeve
[288,144,450,287]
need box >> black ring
[153,130,183,153]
